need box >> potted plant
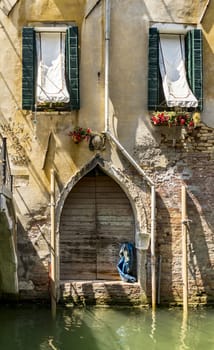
[68,126,92,144]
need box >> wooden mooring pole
[151,186,156,311]
[181,185,188,318]
[50,169,56,319]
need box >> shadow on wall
[0,209,17,297]
[187,189,214,303]
[150,192,172,304]
[17,218,50,301]
[153,182,214,305]
[201,0,214,34]
[52,0,86,21]
[200,30,214,109]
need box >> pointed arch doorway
[59,166,135,281]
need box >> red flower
[159,113,165,123]
[69,126,92,143]
[151,116,159,125]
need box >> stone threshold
[59,280,147,306]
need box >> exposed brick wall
[142,123,214,305]
[16,123,214,306]
[17,208,51,300]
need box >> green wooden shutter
[22,27,36,110]
[66,26,80,110]
[148,27,160,110]
[185,29,203,111]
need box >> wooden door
[60,167,135,280]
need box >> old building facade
[0,0,214,305]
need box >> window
[148,26,203,111]
[22,26,79,111]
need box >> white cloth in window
[36,32,70,103]
[159,34,198,108]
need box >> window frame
[148,24,203,112]
[22,25,80,112]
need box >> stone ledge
[59,280,147,306]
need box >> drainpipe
[104,0,156,308]
[104,0,110,134]
[104,0,154,187]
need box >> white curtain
[159,34,198,108]
[36,32,70,103]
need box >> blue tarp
[117,242,136,283]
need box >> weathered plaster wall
[0,195,18,296]
[201,0,214,127]
[0,0,213,304]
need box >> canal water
[0,304,214,350]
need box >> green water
[0,304,214,350]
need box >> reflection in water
[179,315,189,350]
[149,310,157,344]
[0,305,214,350]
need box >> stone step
[59,280,147,306]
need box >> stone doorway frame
[55,156,151,292]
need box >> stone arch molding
[56,155,151,264]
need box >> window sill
[34,102,70,112]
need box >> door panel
[60,177,97,280]
[60,168,135,280]
[96,175,134,279]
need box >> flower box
[151,111,200,130]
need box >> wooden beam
[182,185,188,317]
[50,169,56,319]
[151,186,156,311]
